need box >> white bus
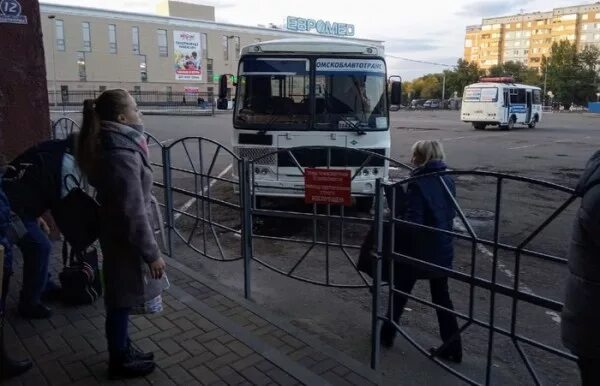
[217,38,401,210]
[461,77,542,130]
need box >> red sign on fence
[304,168,352,206]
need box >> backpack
[58,243,103,305]
[4,138,72,219]
[52,174,100,253]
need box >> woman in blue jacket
[381,140,462,363]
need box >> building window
[157,29,168,57]
[595,12,600,19]
[207,58,213,81]
[82,22,91,52]
[201,33,208,58]
[234,36,240,59]
[108,24,117,54]
[222,35,229,60]
[132,26,140,54]
[139,55,147,82]
[55,19,65,51]
[583,14,589,21]
[133,86,141,94]
[77,52,86,81]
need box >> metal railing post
[241,158,253,299]
[370,178,384,369]
[162,146,174,257]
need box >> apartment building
[464,3,600,70]
[41,1,383,98]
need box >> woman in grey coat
[76,89,166,379]
[562,150,600,386]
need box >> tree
[488,61,542,86]
[542,41,600,107]
[444,59,485,97]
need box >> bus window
[510,89,526,104]
[533,89,542,104]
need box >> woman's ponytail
[76,98,101,176]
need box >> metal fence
[50,120,579,384]
[49,90,219,115]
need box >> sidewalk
[2,246,379,386]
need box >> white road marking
[441,133,508,142]
[545,311,561,324]
[149,138,173,147]
[453,219,541,300]
[174,163,233,221]
[508,144,538,150]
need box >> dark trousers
[16,219,51,306]
[388,269,462,354]
[105,307,131,359]
[578,357,600,386]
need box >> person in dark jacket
[1,137,79,319]
[76,89,166,379]
[380,140,462,363]
[562,150,600,386]
[0,157,33,379]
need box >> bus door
[503,88,510,123]
[526,90,533,123]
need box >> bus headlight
[362,169,370,176]
[372,168,379,175]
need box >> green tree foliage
[542,41,600,107]
[404,59,485,101]
[488,61,542,86]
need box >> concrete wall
[0,0,50,159]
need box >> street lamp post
[441,72,446,102]
[48,15,58,107]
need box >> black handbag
[59,244,103,305]
[52,175,100,253]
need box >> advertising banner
[173,30,202,81]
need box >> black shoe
[18,303,52,319]
[0,354,33,379]
[41,286,62,302]
[429,347,462,363]
[128,340,154,361]
[109,360,155,379]
[380,321,396,348]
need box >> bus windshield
[234,56,388,131]
[235,58,310,130]
[314,58,387,130]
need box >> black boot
[429,344,463,364]
[0,345,33,379]
[1,274,33,379]
[108,350,155,379]
[127,338,154,361]
[380,320,397,348]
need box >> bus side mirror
[390,81,402,106]
[217,75,228,110]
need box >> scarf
[100,121,149,156]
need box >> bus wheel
[473,123,486,130]
[501,116,516,131]
[356,197,373,213]
[528,116,538,128]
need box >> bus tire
[473,123,486,130]
[528,115,538,128]
[356,197,373,213]
[501,116,516,131]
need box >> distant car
[410,99,426,109]
[424,99,441,109]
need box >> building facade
[41,1,383,99]
[464,3,600,70]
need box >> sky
[45,0,594,79]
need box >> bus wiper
[332,113,367,135]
